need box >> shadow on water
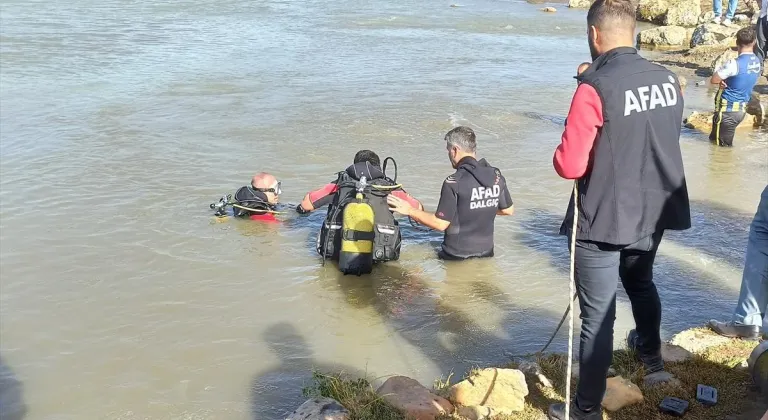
[514,207,743,337]
[249,322,366,420]
[0,355,26,420]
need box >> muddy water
[0,0,766,418]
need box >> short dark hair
[353,150,381,167]
[587,0,636,33]
[736,26,757,47]
[445,126,476,153]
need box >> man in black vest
[548,0,691,418]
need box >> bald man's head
[251,172,280,204]
[586,0,636,60]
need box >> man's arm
[387,178,456,232]
[711,59,738,86]
[297,183,338,213]
[496,174,514,216]
[553,83,604,179]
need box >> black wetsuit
[435,157,513,260]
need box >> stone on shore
[568,0,592,8]
[637,0,671,23]
[734,14,751,22]
[457,405,498,420]
[448,368,529,415]
[699,11,716,24]
[664,0,701,26]
[601,376,644,412]
[643,371,682,388]
[661,342,694,363]
[671,328,734,353]
[541,6,557,12]
[517,360,554,388]
[377,376,453,420]
[690,23,739,48]
[638,26,689,46]
[286,398,350,420]
[684,111,755,132]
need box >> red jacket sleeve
[553,84,604,179]
[308,183,339,208]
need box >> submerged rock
[449,368,529,414]
[664,0,701,26]
[601,376,644,411]
[286,398,350,420]
[690,23,739,48]
[638,26,689,46]
[377,376,453,420]
[541,6,557,12]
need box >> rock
[518,360,554,388]
[601,376,644,411]
[643,371,682,388]
[684,111,757,131]
[637,0,670,23]
[661,342,694,363]
[457,405,497,420]
[448,368,529,415]
[568,0,592,8]
[664,0,701,26]
[700,10,716,24]
[671,328,734,353]
[377,376,453,420]
[734,14,751,22]
[638,26,689,46]
[711,48,739,73]
[690,23,739,48]
[735,0,761,16]
[286,398,350,420]
[541,6,557,12]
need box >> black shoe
[548,402,602,420]
[708,320,760,340]
[627,329,664,373]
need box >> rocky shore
[285,327,767,420]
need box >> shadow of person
[0,355,26,420]
[249,323,367,420]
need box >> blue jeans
[713,0,738,19]
[732,185,768,329]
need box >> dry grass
[306,330,764,420]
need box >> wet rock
[448,368,529,414]
[661,342,694,363]
[377,376,453,420]
[700,10,716,24]
[457,405,497,420]
[286,398,350,420]
[664,0,701,26]
[541,6,557,12]
[568,0,592,8]
[517,360,553,388]
[601,376,644,411]
[643,371,682,388]
[711,47,739,73]
[637,0,670,23]
[638,26,689,46]
[671,328,734,353]
[690,23,739,48]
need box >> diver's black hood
[345,161,385,181]
[456,156,498,188]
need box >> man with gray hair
[388,126,514,260]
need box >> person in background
[387,126,514,261]
[548,0,691,417]
[713,0,739,27]
[232,172,282,222]
[756,0,768,62]
[710,26,762,147]
[709,185,768,340]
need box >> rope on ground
[565,181,579,420]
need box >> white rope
[565,181,578,419]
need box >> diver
[297,150,423,274]
[210,172,283,222]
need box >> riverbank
[288,327,766,420]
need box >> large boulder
[690,23,739,48]
[637,0,671,23]
[664,0,702,26]
[711,48,739,73]
[448,368,529,415]
[638,26,689,46]
[568,0,593,8]
[286,398,350,420]
[601,376,644,412]
[376,376,453,420]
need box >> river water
[0,0,766,418]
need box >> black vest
[561,47,691,244]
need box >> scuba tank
[338,176,375,275]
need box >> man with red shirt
[548,0,691,418]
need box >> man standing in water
[387,126,514,260]
[549,0,691,418]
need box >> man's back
[720,53,762,109]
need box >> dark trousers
[756,16,768,63]
[573,231,664,411]
[709,110,746,147]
